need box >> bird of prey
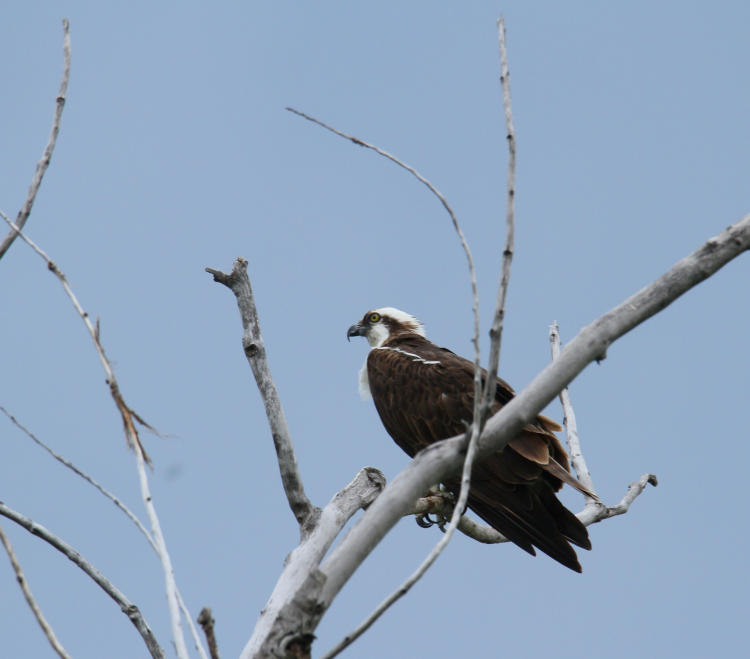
[347,307,593,572]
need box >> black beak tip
[346,323,362,342]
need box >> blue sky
[1,2,748,658]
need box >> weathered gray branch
[0,503,164,659]
[409,472,657,545]
[549,323,599,503]
[206,258,318,532]
[0,404,156,550]
[578,473,658,526]
[480,15,517,416]
[0,18,71,261]
[254,213,749,653]
[240,467,385,659]
[0,523,71,659]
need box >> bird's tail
[464,481,590,573]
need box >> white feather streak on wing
[373,346,440,365]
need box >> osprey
[347,307,593,572]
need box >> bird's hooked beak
[347,321,366,342]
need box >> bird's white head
[346,307,426,347]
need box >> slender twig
[206,258,318,531]
[578,473,658,526]
[133,442,190,659]
[286,106,482,354]
[198,608,220,659]
[411,473,657,544]
[0,211,191,659]
[0,19,71,261]
[309,24,514,654]
[290,105,488,659]
[314,23,523,659]
[548,323,598,505]
[480,15,517,415]
[0,404,156,550]
[0,523,71,659]
[0,503,164,658]
[181,595,211,659]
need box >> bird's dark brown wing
[366,334,591,572]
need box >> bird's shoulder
[367,334,465,374]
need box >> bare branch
[175,595,209,659]
[411,471,657,545]
[289,106,489,654]
[548,323,599,503]
[0,211,191,658]
[0,404,156,550]
[480,15,517,416]
[323,423,482,659]
[0,210,152,461]
[305,213,750,626]
[315,23,523,654]
[578,473,658,526]
[198,608,220,659]
[0,18,71,261]
[0,523,71,659]
[133,443,190,659]
[0,503,164,659]
[206,258,317,530]
[240,467,385,658]
[286,107,481,353]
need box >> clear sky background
[1,3,748,658]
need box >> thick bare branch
[0,19,71,261]
[0,503,164,659]
[240,467,385,659]
[0,523,71,659]
[270,213,749,640]
[206,258,318,531]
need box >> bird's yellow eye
[369,313,381,323]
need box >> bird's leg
[414,485,455,531]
